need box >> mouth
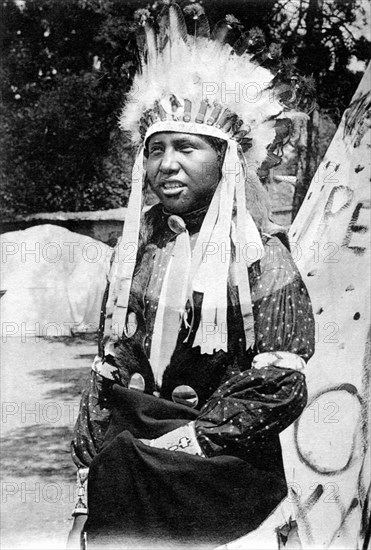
[160,181,187,196]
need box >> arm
[70,279,114,531]
[71,237,126,471]
[71,370,113,469]
[151,236,315,456]
[70,209,157,477]
[195,236,315,456]
[68,211,158,537]
[195,361,307,456]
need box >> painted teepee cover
[227,64,370,550]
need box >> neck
[162,203,209,218]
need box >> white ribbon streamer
[104,147,145,351]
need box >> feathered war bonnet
[103,1,308,384]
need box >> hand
[66,515,87,550]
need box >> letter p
[2,482,18,502]
[2,402,19,423]
[202,82,219,102]
[202,242,218,263]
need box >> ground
[1,335,96,550]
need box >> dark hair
[200,135,270,232]
[199,135,226,156]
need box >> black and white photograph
[1,0,370,548]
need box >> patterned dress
[72,203,315,548]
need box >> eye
[148,145,163,156]
[178,143,195,153]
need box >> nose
[159,146,179,174]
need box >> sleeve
[195,365,307,456]
[252,235,315,360]
[70,275,114,516]
[71,207,156,469]
[71,262,115,469]
[194,235,315,457]
[71,370,113,469]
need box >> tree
[267,0,370,217]
[1,0,140,215]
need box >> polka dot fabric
[194,236,315,457]
[251,236,315,361]
[71,210,315,467]
[195,365,307,457]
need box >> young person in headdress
[68,4,315,548]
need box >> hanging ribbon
[192,140,236,354]
[150,217,192,387]
[103,147,145,353]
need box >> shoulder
[250,233,303,299]
[260,233,299,277]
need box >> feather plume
[194,13,210,39]
[169,3,188,45]
[133,21,146,64]
[211,20,230,44]
[183,3,210,39]
[144,21,157,64]
[134,10,150,49]
[211,15,243,46]
[157,5,169,52]
[232,33,250,56]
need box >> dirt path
[1,335,96,549]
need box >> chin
[161,198,193,214]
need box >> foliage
[1,0,370,217]
[266,0,370,216]
[270,0,370,122]
[1,0,139,215]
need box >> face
[145,132,221,214]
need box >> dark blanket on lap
[85,385,287,549]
